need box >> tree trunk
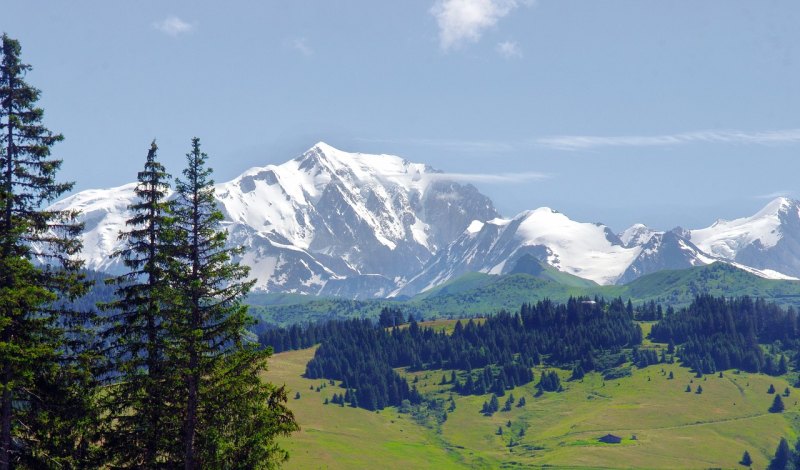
[0,366,11,470]
[184,354,198,470]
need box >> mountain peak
[754,196,795,218]
[619,223,659,247]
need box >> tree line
[0,34,296,469]
[650,294,797,375]
[257,297,642,411]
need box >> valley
[268,328,797,469]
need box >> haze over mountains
[51,142,800,298]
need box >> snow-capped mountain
[51,142,800,298]
[688,197,800,278]
[615,229,714,284]
[619,223,658,248]
[51,142,498,296]
[398,207,643,295]
[402,199,800,296]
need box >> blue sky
[5,1,800,232]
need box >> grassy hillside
[252,262,800,326]
[266,337,800,469]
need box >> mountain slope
[689,197,800,278]
[255,262,800,326]
[616,230,714,284]
[50,142,498,296]
[398,207,641,295]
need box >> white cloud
[153,16,194,37]
[496,40,522,58]
[426,171,549,183]
[537,128,800,151]
[756,190,796,200]
[291,38,313,56]
[430,0,529,51]
[355,137,515,153]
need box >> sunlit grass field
[265,320,799,469]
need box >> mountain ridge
[49,142,800,298]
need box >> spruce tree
[171,138,297,468]
[101,141,181,467]
[770,394,785,413]
[740,450,752,466]
[769,437,792,470]
[0,33,93,469]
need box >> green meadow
[265,320,800,469]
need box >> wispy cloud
[355,137,516,153]
[496,40,522,58]
[755,190,796,200]
[291,38,313,56]
[430,0,532,51]
[426,171,549,183]
[153,16,194,37]
[537,129,800,151]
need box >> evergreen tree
[740,450,752,466]
[171,138,297,468]
[779,355,789,375]
[489,394,499,413]
[769,437,792,470]
[770,394,785,413]
[100,141,182,467]
[0,33,94,469]
[769,384,777,394]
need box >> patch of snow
[512,208,641,285]
[690,197,790,259]
[466,220,485,234]
[619,223,659,247]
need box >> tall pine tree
[101,141,181,467]
[171,138,297,468]
[0,33,92,469]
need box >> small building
[598,434,622,444]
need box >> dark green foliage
[602,366,632,380]
[770,384,777,394]
[538,370,562,392]
[292,297,640,410]
[685,385,691,392]
[635,300,664,321]
[632,347,660,368]
[668,371,674,379]
[696,385,703,394]
[769,437,792,470]
[516,396,526,407]
[482,394,500,416]
[378,307,406,328]
[740,450,752,466]
[770,394,785,413]
[785,387,791,397]
[98,139,298,468]
[570,365,585,381]
[170,138,297,468]
[0,33,96,469]
[502,394,515,411]
[99,141,181,467]
[651,295,798,374]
